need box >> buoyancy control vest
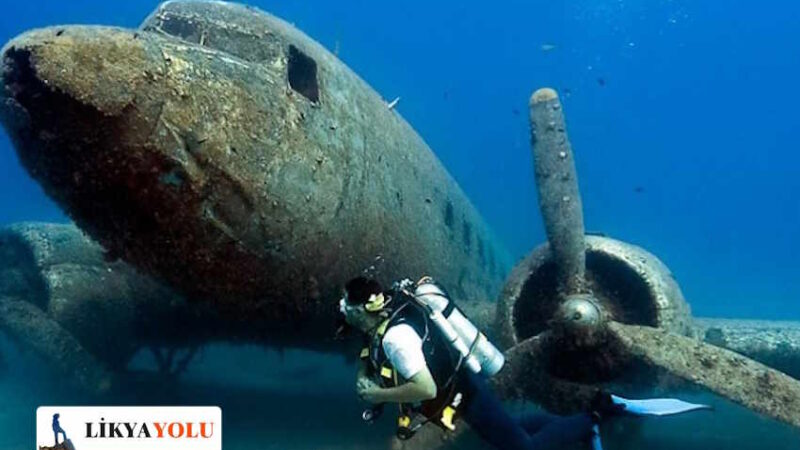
[360,277,502,436]
[361,290,463,424]
[364,293,458,382]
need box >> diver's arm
[359,366,437,404]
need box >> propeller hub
[496,236,690,349]
[555,294,603,335]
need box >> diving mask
[339,292,386,315]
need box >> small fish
[597,78,606,87]
[540,43,557,52]
[634,186,645,194]
[386,96,400,110]
[563,87,572,97]
[512,108,520,116]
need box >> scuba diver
[52,413,67,445]
[338,275,712,450]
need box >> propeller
[393,88,800,450]
[0,296,112,395]
[495,87,800,429]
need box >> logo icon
[39,412,76,450]
[37,406,221,450]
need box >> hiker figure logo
[39,413,76,450]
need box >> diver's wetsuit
[458,369,595,450]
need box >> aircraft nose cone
[0,26,158,193]
[0,23,288,306]
[0,26,174,257]
[1,26,151,123]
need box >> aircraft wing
[695,318,800,380]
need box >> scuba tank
[406,277,505,377]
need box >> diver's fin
[611,395,713,416]
[591,396,712,450]
[591,424,603,450]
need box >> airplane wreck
[0,0,512,349]
[0,1,798,447]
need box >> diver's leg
[54,431,58,444]
[516,410,597,439]
[461,371,594,450]
[522,413,595,449]
[461,375,536,450]
[515,411,559,434]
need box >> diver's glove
[589,390,626,424]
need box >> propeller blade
[0,296,112,394]
[609,321,800,428]
[529,88,586,293]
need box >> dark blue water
[1,1,799,449]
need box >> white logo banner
[36,406,222,450]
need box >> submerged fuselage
[0,1,511,345]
